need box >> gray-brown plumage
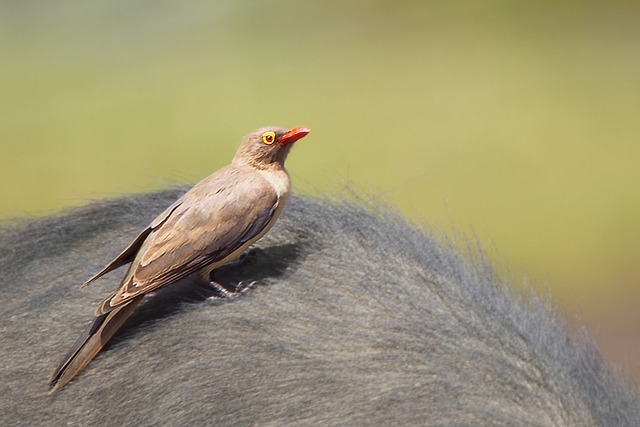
[48,126,310,392]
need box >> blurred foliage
[1,1,639,374]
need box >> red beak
[279,127,311,145]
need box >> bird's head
[233,126,311,169]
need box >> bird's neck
[232,156,285,172]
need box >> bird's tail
[48,296,143,392]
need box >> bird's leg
[200,257,262,302]
[205,274,260,301]
[206,280,259,302]
[208,280,242,299]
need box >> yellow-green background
[2,1,639,377]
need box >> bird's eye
[262,131,276,145]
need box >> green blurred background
[2,1,639,378]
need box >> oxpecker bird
[49,126,310,391]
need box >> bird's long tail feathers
[48,296,143,392]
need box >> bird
[48,125,311,392]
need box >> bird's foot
[206,280,260,302]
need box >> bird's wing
[96,170,279,314]
[48,296,143,391]
[82,199,184,287]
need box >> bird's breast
[257,168,291,199]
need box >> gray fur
[0,189,638,426]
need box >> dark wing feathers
[95,170,279,314]
[81,200,184,287]
[50,297,143,391]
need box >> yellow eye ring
[262,131,276,145]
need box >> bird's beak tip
[280,127,311,145]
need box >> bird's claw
[206,280,260,302]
